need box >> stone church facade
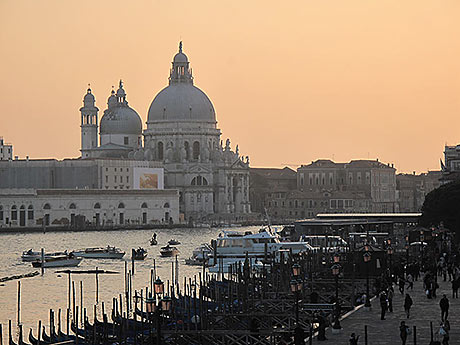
[79,43,251,222]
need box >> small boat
[21,249,69,262]
[168,239,181,245]
[150,238,158,246]
[185,243,212,266]
[31,255,82,268]
[132,247,147,260]
[160,245,179,257]
[72,246,125,259]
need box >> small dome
[107,90,117,108]
[83,88,95,103]
[173,52,188,63]
[100,106,142,135]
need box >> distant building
[0,137,13,161]
[249,167,297,214]
[396,171,442,212]
[297,159,397,212]
[441,144,460,183]
[0,159,163,190]
[0,188,178,229]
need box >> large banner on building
[133,168,164,189]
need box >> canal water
[0,226,258,343]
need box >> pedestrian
[439,322,449,345]
[349,332,360,345]
[317,313,327,341]
[440,294,449,321]
[404,293,413,319]
[398,276,405,294]
[380,291,388,320]
[388,287,394,313]
[400,321,409,345]
[452,279,459,298]
[406,273,414,290]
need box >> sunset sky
[0,0,459,173]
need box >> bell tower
[80,85,99,158]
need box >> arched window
[118,203,125,209]
[11,205,17,221]
[191,176,208,186]
[43,203,51,210]
[20,205,25,210]
[192,141,200,160]
[141,202,148,208]
[184,141,190,160]
[0,205,3,221]
[164,203,170,208]
[158,142,164,160]
[69,203,76,209]
[28,205,34,220]
[94,203,101,209]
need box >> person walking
[404,293,413,319]
[406,273,414,290]
[439,322,449,345]
[398,276,405,294]
[400,321,409,345]
[388,287,394,313]
[380,291,388,320]
[452,278,459,298]
[349,333,360,345]
[440,294,449,321]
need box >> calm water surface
[0,226,258,343]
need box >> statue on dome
[225,139,231,151]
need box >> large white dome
[147,83,216,122]
[147,43,216,123]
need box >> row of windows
[105,168,130,172]
[0,202,170,212]
[105,175,130,184]
[157,141,200,160]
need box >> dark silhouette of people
[404,294,413,319]
[440,294,449,321]
[400,321,409,345]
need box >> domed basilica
[79,43,251,222]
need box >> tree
[420,181,460,241]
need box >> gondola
[132,248,147,260]
[9,324,31,345]
[168,239,181,245]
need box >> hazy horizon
[1,0,459,174]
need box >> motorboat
[212,227,312,260]
[168,239,181,245]
[185,243,213,266]
[150,238,158,246]
[21,249,69,262]
[72,246,125,259]
[160,245,179,257]
[132,247,148,260]
[31,254,82,268]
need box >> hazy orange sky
[1,0,459,173]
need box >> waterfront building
[396,171,441,212]
[441,144,460,183]
[0,137,13,161]
[0,188,179,229]
[297,159,397,213]
[77,43,251,222]
[249,167,297,214]
[0,159,163,190]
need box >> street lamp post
[291,263,302,324]
[387,245,394,280]
[153,278,164,345]
[363,251,372,309]
[331,263,341,330]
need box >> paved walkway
[322,277,459,344]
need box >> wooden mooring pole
[96,267,99,304]
[17,281,21,325]
[365,325,368,345]
[40,248,45,275]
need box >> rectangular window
[11,210,17,221]
[106,168,108,172]
[126,176,129,183]
[330,200,337,209]
[120,168,123,172]
[115,168,117,172]
[0,210,3,220]
[338,199,344,208]
[120,176,123,183]
[114,176,117,183]
[105,176,108,183]
[124,137,129,145]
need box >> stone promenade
[321,277,459,344]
